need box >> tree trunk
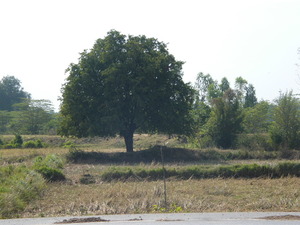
[124,131,134,153]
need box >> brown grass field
[22,178,300,218]
[1,134,300,218]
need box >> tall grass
[0,165,46,218]
[100,162,300,181]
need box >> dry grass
[2,135,300,218]
[22,178,300,218]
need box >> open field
[0,134,300,218]
[21,178,300,218]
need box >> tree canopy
[0,76,30,111]
[59,30,194,152]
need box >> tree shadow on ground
[66,146,225,164]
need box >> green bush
[23,139,44,148]
[11,135,23,148]
[33,155,65,182]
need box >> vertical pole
[160,145,167,207]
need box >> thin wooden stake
[160,145,167,207]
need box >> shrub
[33,155,65,182]
[33,154,64,169]
[62,140,75,148]
[23,139,44,148]
[11,135,23,148]
[35,166,65,182]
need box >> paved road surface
[2,212,300,225]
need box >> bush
[62,140,76,148]
[11,135,23,148]
[33,154,64,169]
[33,155,65,182]
[35,166,65,182]
[23,139,44,148]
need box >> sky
[1,0,300,111]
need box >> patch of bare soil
[55,217,109,224]
[260,215,300,220]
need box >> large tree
[0,76,30,111]
[59,30,194,152]
[270,91,300,149]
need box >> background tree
[219,77,230,93]
[194,72,214,102]
[206,89,243,148]
[244,84,258,108]
[59,30,194,152]
[9,99,55,134]
[242,101,271,133]
[0,76,30,111]
[270,91,300,149]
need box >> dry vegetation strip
[22,178,300,218]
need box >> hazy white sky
[1,0,300,110]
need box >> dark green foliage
[0,76,30,111]
[100,162,300,181]
[11,134,23,147]
[59,30,194,152]
[244,84,258,108]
